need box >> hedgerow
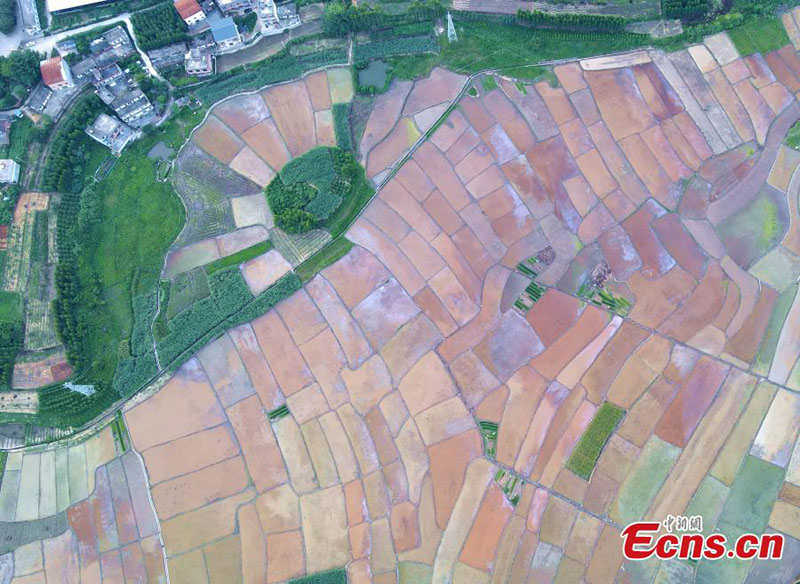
[516,10,626,32]
[353,36,439,61]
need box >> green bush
[280,147,335,189]
[234,11,258,35]
[131,3,189,51]
[289,568,347,584]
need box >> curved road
[3,12,164,80]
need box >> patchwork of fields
[5,10,800,584]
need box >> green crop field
[727,17,789,56]
[567,402,626,480]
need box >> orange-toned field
[7,17,800,583]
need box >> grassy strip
[295,237,354,283]
[567,402,626,480]
[205,240,274,274]
[110,411,129,452]
[0,452,6,488]
[289,569,347,584]
[727,17,789,56]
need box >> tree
[0,50,43,87]
[0,0,16,35]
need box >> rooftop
[40,57,66,87]
[0,160,20,183]
[174,0,203,19]
[207,11,239,43]
[46,0,105,13]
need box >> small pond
[358,60,389,89]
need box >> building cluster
[39,27,157,155]
[141,0,301,79]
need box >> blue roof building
[207,11,242,51]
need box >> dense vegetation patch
[42,94,106,193]
[567,402,626,480]
[0,0,15,35]
[0,291,23,389]
[0,51,43,108]
[322,0,446,36]
[438,20,648,78]
[266,146,372,236]
[131,3,190,51]
[661,0,710,22]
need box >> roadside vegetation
[295,237,354,283]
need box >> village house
[174,0,207,25]
[39,57,74,91]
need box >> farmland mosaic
[6,9,800,584]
